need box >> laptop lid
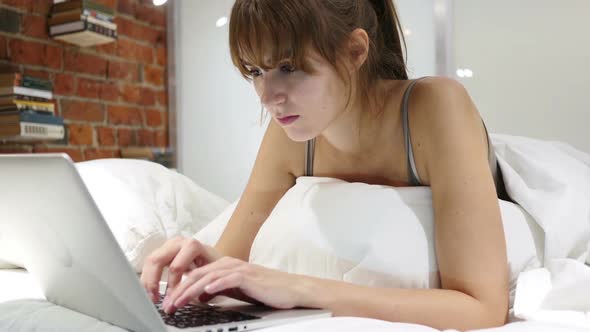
[0,154,166,332]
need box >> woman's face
[246,49,350,142]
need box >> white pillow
[0,159,229,272]
[196,177,543,307]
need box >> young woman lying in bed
[141,0,510,330]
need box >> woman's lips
[277,115,300,125]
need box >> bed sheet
[1,269,587,332]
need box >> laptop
[0,153,331,332]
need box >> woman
[141,0,510,330]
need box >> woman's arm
[214,120,303,260]
[299,77,509,330]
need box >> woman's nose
[259,77,287,107]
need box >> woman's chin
[283,128,315,142]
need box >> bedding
[0,158,230,272]
[1,135,589,331]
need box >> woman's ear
[347,28,370,69]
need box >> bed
[1,134,589,332]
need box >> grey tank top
[304,78,510,200]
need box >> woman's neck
[318,79,402,158]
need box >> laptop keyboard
[156,294,261,329]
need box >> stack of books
[0,72,65,141]
[48,0,117,47]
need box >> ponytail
[368,0,408,80]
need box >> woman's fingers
[140,237,184,302]
[166,239,207,293]
[163,257,244,312]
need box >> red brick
[107,105,143,125]
[76,77,102,99]
[107,60,138,81]
[0,35,7,59]
[118,0,136,17]
[117,128,136,147]
[115,16,160,44]
[136,5,165,28]
[33,146,83,162]
[137,128,155,146]
[145,108,163,127]
[84,148,120,161]
[2,0,33,12]
[64,50,107,77]
[156,90,167,107]
[96,127,116,146]
[61,100,104,122]
[31,1,51,15]
[8,38,62,69]
[94,42,117,56]
[100,81,119,102]
[92,0,116,11]
[68,124,94,146]
[23,68,49,79]
[144,65,164,86]
[155,129,167,147]
[22,14,47,38]
[54,73,75,96]
[140,87,156,106]
[45,43,62,69]
[155,46,166,66]
[117,38,153,64]
[0,145,32,153]
[120,83,141,104]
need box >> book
[0,73,53,91]
[52,0,114,16]
[50,19,117,37]
[49,8,114,25]
[0,94,51,104]
[49,13,116,30]
[0,86,53,100]
[0,110,64,126]
[50,20,117,47]
[0,104,54,115]
[0,122,65,140]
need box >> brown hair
[229,0,408,114]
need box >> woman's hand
[161,256,305,314]
[140,237,223,303]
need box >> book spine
[19,122,65,139]
[86,21,117,38]
[82,0,114,16]
[82,8,114,22]
[19,112,64,126]
[14,103,55,114]
[2,94,50,103]
[20,77,53,91]
[12,86,53,100]
[86,15,117,30]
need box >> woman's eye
[249,68,262,77]
[280,64,296,74]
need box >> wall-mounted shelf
[48,0,117,47]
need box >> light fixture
[456,68,474,78]
[153,0,167,6]
[402,28,412,37]
[216,16,228,28]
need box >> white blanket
[492,134,590,328]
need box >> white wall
[175,0,266,201]
[175,1,438,201]
[453,0,590,153]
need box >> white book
[0,122,65,141]
[0,86,53,100]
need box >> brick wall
[0,0,168,162]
